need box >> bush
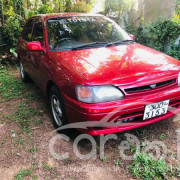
[3,14,25,47]
[37,4,52,14]
[167,44,180,60]
[24,9,37,19]
[72,0,92,13]
[64,0,93,13]
[126,19,180,59]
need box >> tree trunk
[58,1,61,12]
[0,0,4,26]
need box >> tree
[175,0,180,15]
[104,0,133,17]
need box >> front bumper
[63,86,180,136]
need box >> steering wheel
[54,38,73,49]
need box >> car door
[19,18,35,74]
[29,17,50,89]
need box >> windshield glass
[46,16,131,51]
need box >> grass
[0,66,26,101]
[33,118,43,126]
[29,145,39,153]
[43,163,55,171]
[129,153,166,179]
[177,165,180,177]
[129,153,180,180]
[0,65,38,102]
[14,138,25,145]
[159,133,166,140]
[114,160,121,166]
[32,175,38,180]
[101,156,107,162]
[0,65,44,136]
[14,162,39,180]
[15,168,33,180]
[11,101,40,134]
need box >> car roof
[31,13,103,20]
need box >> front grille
[124,79,176,94]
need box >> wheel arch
[46,80,58,97]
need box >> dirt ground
[0,67,180,180]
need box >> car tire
[20,61,31,83]
[49,86,68,131]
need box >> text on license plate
[143,100,170,120]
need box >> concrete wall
[144,0,175,21]
[127,0,175,26]
[106,0,175,27]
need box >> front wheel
[49,86,68,130]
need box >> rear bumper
[63,86,180,136]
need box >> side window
[22,19,34,42]
[32,18,44,44]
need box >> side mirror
[129,34,135,41]
[27,41,44,51]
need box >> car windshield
[46,16,132,51]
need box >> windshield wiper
[106,40,135,47]
[71,42,108,50]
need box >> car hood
[51,43,180,85]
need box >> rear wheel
[20,61,31,83]
[49,86,68,130]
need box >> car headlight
[178,72,180,86]
[76,85,124,103]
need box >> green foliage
[126,19,180,59]
[13,0,23,16]
[2,14,24,47]
[15,168,33,180]
[64,0,73,12]
[104,0,120,14]
[15,163,38,180]
[174,13,180,24]
[104,0,133,16]
[43,163,55,170]
[10,48,18,57]
[167,44,180,60]
[0,65,43,134]
[64,0,93,13]
[175,0,180,15]
[37,4,52,14]
[0,66,35,101]
[12,101,38,133]
[0,0,94,49]
[29,145,39,153]
[129,153,180,179]
[177,165,180,177]
[0,66,26,101]
[72,0,92,13]
[24,9,37,19]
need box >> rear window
[22,19,34,42]
[32,18,44,44]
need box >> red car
[17,13,180,136]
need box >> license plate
[143,100,170,120]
